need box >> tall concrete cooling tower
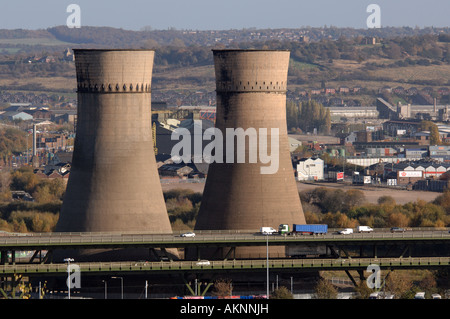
[55,49,175,261]
[194,50,306,259]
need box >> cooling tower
[194,50,306,259]
[55,49,175,261]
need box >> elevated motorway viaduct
[1,257,449,276]
[0,229,448,295]
[0,228,448,263]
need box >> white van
[357,226,373,233]
[414,292,426,299]
[369,292,381,299]
[260,227,278,235]
[338,228,353,235]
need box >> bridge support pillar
[183,278,213,296]
[0,250,7,265]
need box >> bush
[6,210,59,232]
[164,189,201,228]
[271,286,293,299]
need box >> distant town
[1,26,450,199]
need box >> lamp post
[266,234,269,299]
[102,280,107,299]
[111,276,123,299]
[63,258,74,299]
[144,280,148,299]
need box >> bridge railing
[1,257,449,275]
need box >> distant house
[39,56,56,63]
[339,86,350,94]
[406,87,418,95]
[51,111,77,124]
[324,87,335,95]
[379,86,392,94]
[158,164,193,177]
[36,135,68,152]
[24,109,52,120]
[361,36,377,45]
[299,35,309,43]
[352,86,361,93]
[393,86,405,95]
[310,88,321,95]
[438,87,449,95]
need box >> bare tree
[314,279,338,299]
[211,279,232,297]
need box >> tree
[286,101,299,131]
[10,167,39,194]
[0,128,27,165]
[432,189,450,213]
[384,42,402,59]
[387,212,410,227]
[353,281,373,299]
[420,120,440,145]
[324,108,331,135]
[0,169,11,202]
[343,189,366,210]
[418,271,438,296]
[286,100,330,134]
[384,271,414,299]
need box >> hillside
[0,26,449,107]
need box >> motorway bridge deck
[1,257,449,276]
[0,229,449,251]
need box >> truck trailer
[279,224,328,235]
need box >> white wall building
[297,158,324,181]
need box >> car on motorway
[180,232,196,238]
[390,227,406,233]
[196,260,210,266]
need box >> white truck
[357,226,373,233]
[260,227,278,235]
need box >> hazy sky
[1,0,449,31]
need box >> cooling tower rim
[212,49,290,52]
[72,48,155,52]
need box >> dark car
[390,227,405,233]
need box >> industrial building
[296,157,324,181]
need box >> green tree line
[286,100,331,134]
[2,180,450,233]
[301,187,450,228]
